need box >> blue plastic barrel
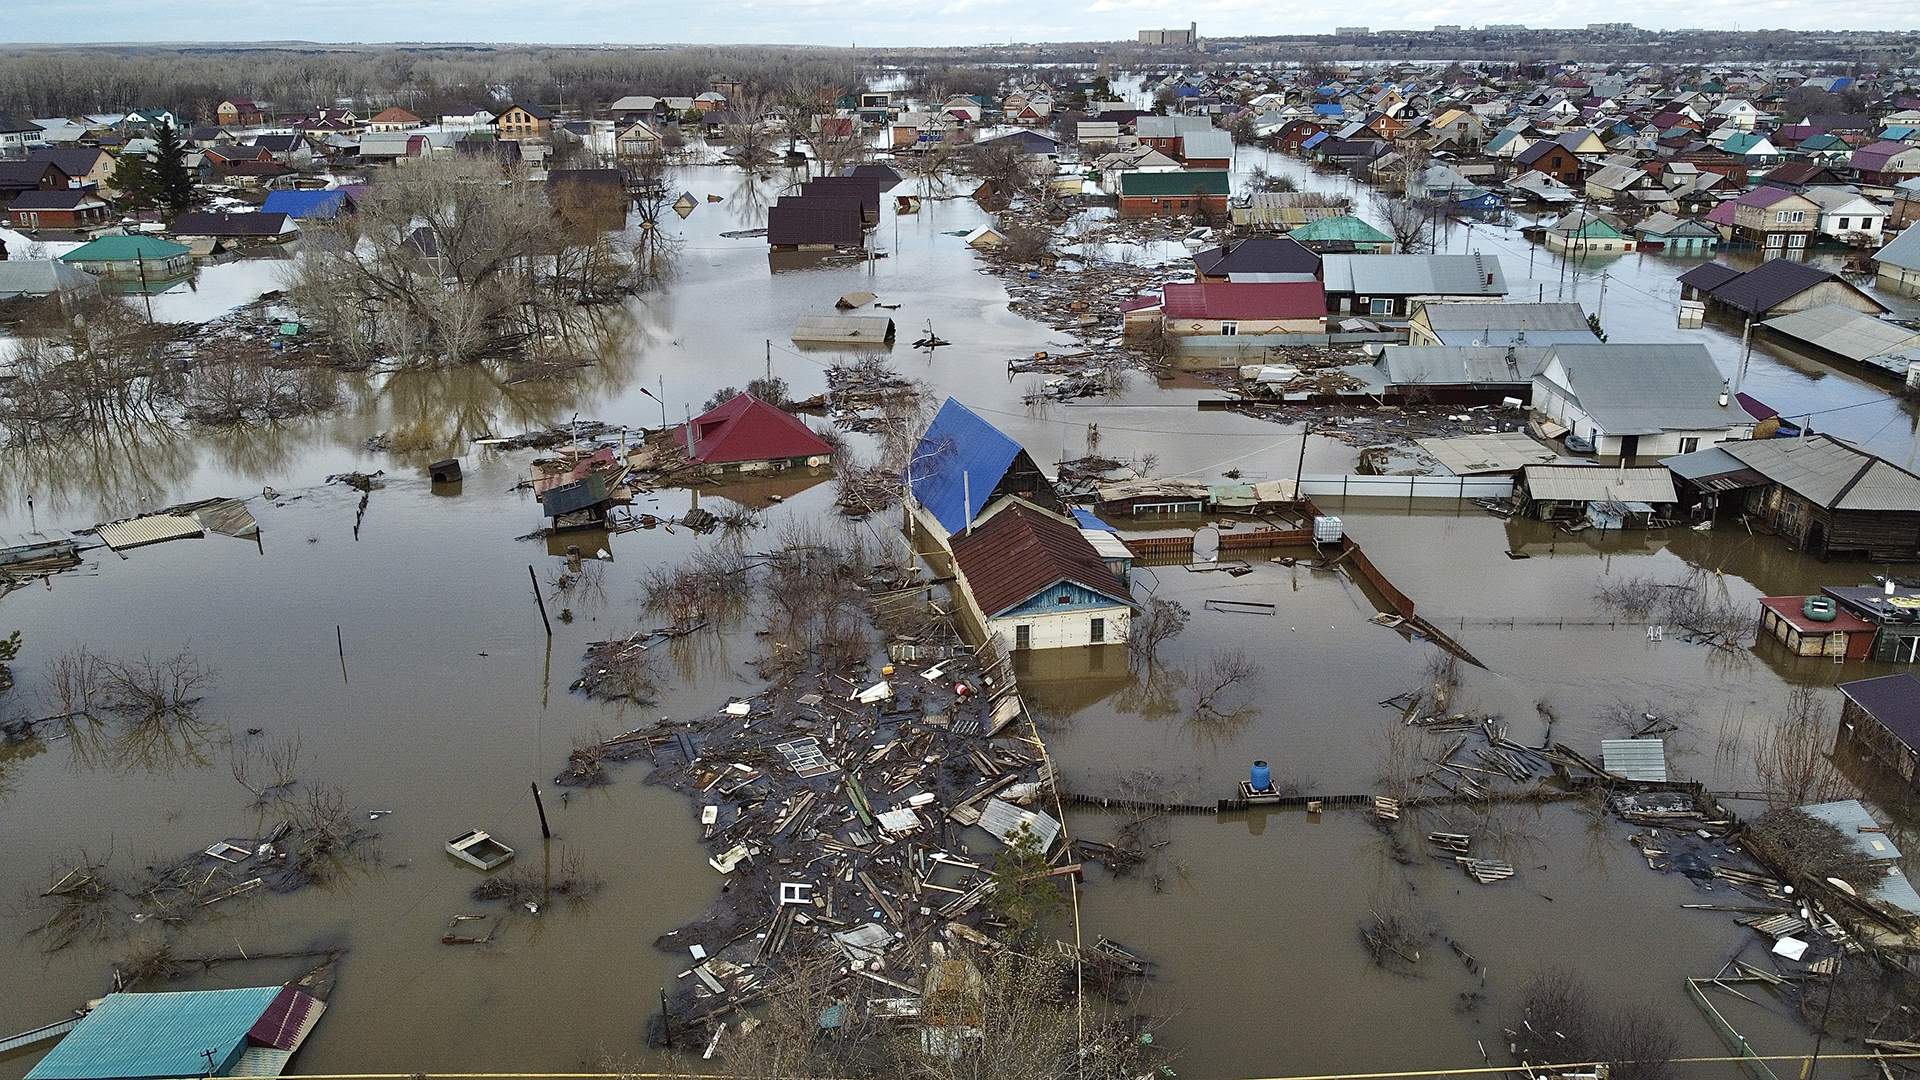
[1251,760,1271,791]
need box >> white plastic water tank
[1314,515,1344,543]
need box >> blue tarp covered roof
[1313,103,1345,116]
[261,189,347,219]
[28,987,280,1080]
[1071,507,1117,531]
[907,398,1023,536]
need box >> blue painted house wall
[997,580,1126,619]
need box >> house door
[1014,624,1031,651]
[1619,435,1640,460]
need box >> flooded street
[4,143,1918,1080]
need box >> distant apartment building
[1433,24,1462,32]
[1485,23,1527,30]
[1335,26,1370,35]
[1586,22,1634,30]
[1138,23,1197,45]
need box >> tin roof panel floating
[1601,738,1669,782]
[94,512,204,550]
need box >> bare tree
[1191,648,1256,722]
[1755,687,1856,807]
[1127,597,1190,668]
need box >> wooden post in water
[528,564,552,636]
[660,987,673,1047]
[531,781,552,840]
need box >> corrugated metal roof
[1720,434,1920,511]
[1660,445,1767,490]
[1419,301,1589,334]
[791,315,895,344]
[1874,226,1920,272]
[1379,345,1550,386]
[26,987,280,1080]
[1537,343,1741,435]
[1322,253,1507,297]
[909,398,1025,536]
[1161,281,1325,321]
[950,501,1131,617]
[1870,867,1920,917]
[978,797,1062,852]
[1761,305,1920,366]
[0,259,100,299]
[1601,738,1669,781]
[1180,129,1233,160]
[1522,465,1677,503]
[1417,432,1563,475]
[94,513,204,551]
[673,393,832,465]
[1796,800,1902,861]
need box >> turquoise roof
[59,235,191,263]
[1289,213,1391,244]
[27,987,280,1080]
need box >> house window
[1014,624,1031,650]
[1368,298,1393,315]
[1679,437,1699,454]
[1220,321,1238,336]
[1058,593,1073,605]
[1090,617,1106,644]
[1837,217,1850,230]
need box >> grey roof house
[1530,343,1752,459]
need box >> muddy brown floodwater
[2,145,1917,1080]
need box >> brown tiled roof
[950,503,1132,619]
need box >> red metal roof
[675,393,833,465]
[1759,596,1875,635]
[246,987,322,1051]
[949,502,1133,619]
[1160,281,1325,321]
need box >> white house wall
[985,607,1132,651]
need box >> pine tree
[108,153,157,212]
[150,122,198,218]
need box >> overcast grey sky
[4,0,1917,48]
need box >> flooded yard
[3,147,1918,1080]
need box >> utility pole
[1596,271,1609,324]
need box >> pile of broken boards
[617,650,1085,1042]
[1616,791,1856,971]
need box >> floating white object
[1772,936,1810,961]
[852,680,893,704]
[724,701,751,717]
[710,843,752,874]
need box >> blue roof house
[261,189,349,220]
[25,986,327,1080]
[906,398,1068,544]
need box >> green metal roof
[1288,214,1391,243]
[59,235,191,263]
[1120,170,1230,197]
[27,987,280,1080]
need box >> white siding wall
[987,607,1132,651]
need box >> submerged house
[1530,343,1751,459]
[58,234,192,280]
[669,392,834,474]
[1515,465,1678,528]
[1680,260,1888,321]
[24,985,325,1080]
[1838,674,1920,792]
[1407,301,1593,346]
[1320,253,1507,318]
[906,398,1067,546]
[947,499,1136,652]
[1675,435,1920,560]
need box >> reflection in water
[0,418,200,521]
[56,710,225,777]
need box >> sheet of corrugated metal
[93,514,204,551]
[1601,738,1669,782]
